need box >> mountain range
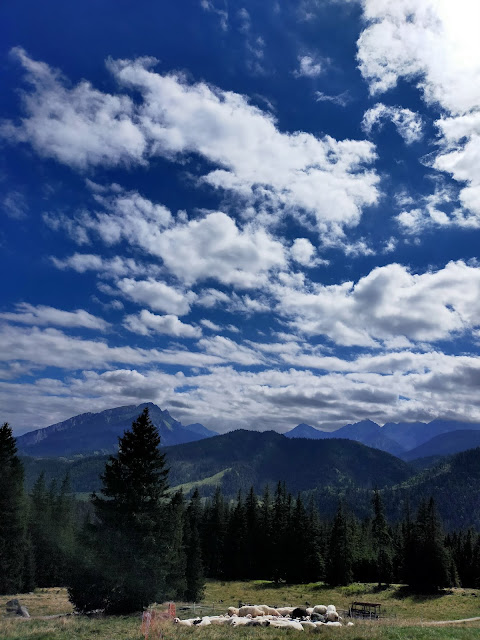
[286,417,480,459]
[16,403,217,457]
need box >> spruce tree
[326,503,353,586]
[68,408,170,613]
[371,490,394,586]
[0,422,27,594]
[184,489,205,601]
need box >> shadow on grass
[393,586,451,602]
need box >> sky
[2,0,480,435]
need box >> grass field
[1,581,480,640]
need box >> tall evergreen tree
[326,503,353,586]
[371,490,394,586]
[404,498,453,591]
[184,489,205,601]
[165,490,187,600]
[0,423,27,594]
[68,408,171,613]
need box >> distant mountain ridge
[16,403,217,457]
[286,417,480,459]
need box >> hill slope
[16,403,217,456]
[21,429,414,497]
[402,429,480,461]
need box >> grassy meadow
[1,581,480,640]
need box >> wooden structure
[349,601,382,619]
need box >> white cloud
[290,238,318,266]
[0,303,109,331]
[200,319,222,332]
[200,0,228,31]
[314,91,351,107]
[7,347,480,433]
[3,50,380,239]
[197,335,265,366]
[357,0,480,221]
[123,310,202,338]
[1,47,147,170]
[3,191,28,219]
[274,260,480,346]
[51,253,155,278]
[362,103,423,144]
[153,212,286,288]
[294,55,324,78]
[117,278,196,316]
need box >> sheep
[257,605,280,616]
[306,608,314,616]
[173,618,193,627]
[291,607,308,619]
[300,621,317,630]
[326,621,342,627]
[197,616,211,626]
[227,607,239,616]
[310,613,325,623]
[229,616,252,626]
[209,616,231,625]
[239,605,265,618]
[313,605,327,615]
[326,611,339,622]
[346,622,354,627]
[269,619,304,631]
[277,607,295,616]
[247,618,271,627]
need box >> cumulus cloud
[117,278,196,316]
[362,103,423,144]
[200,319,222,331]
[274,260,480,346]
[6,347,480,433]
[290,237,327,267]
[1,47,147,169]
[124,310,202,338]
[51,253,155,278]
[0,303,109,331]
[153,212,286,288]
[4,49,380,238]
[357,0,480,221]
[294,55,324,78]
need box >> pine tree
[184,489,205,601]
[165,490,187,600]
[326,503,353,586]
[0,422,27,594]
[371,490,394,586]
[68,408,171,613]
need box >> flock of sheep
[174,603,355,630]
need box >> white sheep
[239,605,264,618]
[227,607,239,616]
[229,616,251,626]
[197,616,211,626]
[269,619,304,631]
[313,605,327,614]
[277,607,295,616]
[257,604,280,616]
[326,621,342,627]
[300,621,317,630]
[209,616,231,625]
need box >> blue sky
[2,0,480,435]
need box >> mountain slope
[16,403,217,456]
[285,420,405,455]
[383,419,480,450]
[21,429,414,497]
[402,429,480,461]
